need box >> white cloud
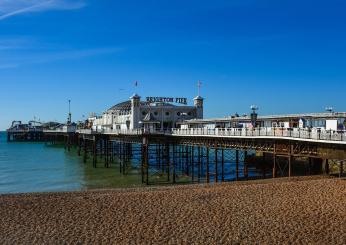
[0,0,86,20]
[0,46,123,69]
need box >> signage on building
[146,97,188,105]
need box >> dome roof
[194,96,204,100]
[108,100,132,111]
[108,100,177,112]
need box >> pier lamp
[67,99,72,125]
[325,107,334,113]
[250,105,259,127]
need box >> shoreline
[0,175,334,197]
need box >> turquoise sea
[0,132,142,194]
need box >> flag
[135,81,138,87]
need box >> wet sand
[1,177,345,244]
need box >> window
[166,112,170,116]
[177,112,181,116]
[154,112,158,116]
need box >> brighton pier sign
[146,97,188,105]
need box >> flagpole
[198,80,202,97]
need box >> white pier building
[90,94,204,131]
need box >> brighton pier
[7,95,346,185]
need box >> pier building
[90,94,204,131]
[181,112,346,131]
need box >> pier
[10,126,342,185]
[7,96,346,185]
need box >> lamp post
[67,99,72,125]
[250,105,259,128]
[325,106,334,113]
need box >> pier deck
[7,127,346,185]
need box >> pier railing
[72,127,346,143]
[76,128,169,135]
[172,127,346,143]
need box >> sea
[0,131,142,194]
[0,131,262,194]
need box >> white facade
[92,94,204,130]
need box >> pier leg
[185,145,189,176]
[236,150,239,181]
[83,140,87,164]
[288,155,292,178]
[215,148,218,183]
[7,133,10,142]
[67,135,71,152]
[273,154,277,178]
[221,148,225,182]
[340,161,344,178]
[198,146,201,183]
[206,147,210,183]
[78,138,81,156]
[92,142,96,168]
[141,141,149,185]
[120,143,123,174]
[325,159,330,175]
[244,151,248,180]
[191,146,195,183]
[173,144,176,184]
[105,138,109,168]
[166,143,170,182]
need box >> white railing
[171,127,346,143]
[76,128,169,135]
[62,127,346,143]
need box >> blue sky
[1,0,346,130]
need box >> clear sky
[1,0,346,130]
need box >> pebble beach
[1,177,345,244]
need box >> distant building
[91,94,204,131]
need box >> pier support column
[324,159,330,175]
[288,145,293,178]
[262,152,266,179]
[244,151,248,180]
[77,138,81,156]
[215,148,218,183]
[92,137,97,168]
[105,138,109,168]
[273,155,277,178]
[206,147,210,183]
[308,157,312,175]
[288,155,292,178]
[142,137,149,185]
[236,150,239,181]
[173,144,176,184]
[165,143,170,182]
[340,161,344,178]
[7,133,10,142]
[221,148,225,182]
[67,134,71,152]
[198,146,201,183]
[83,139,87,164]
[191,146,195,183]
